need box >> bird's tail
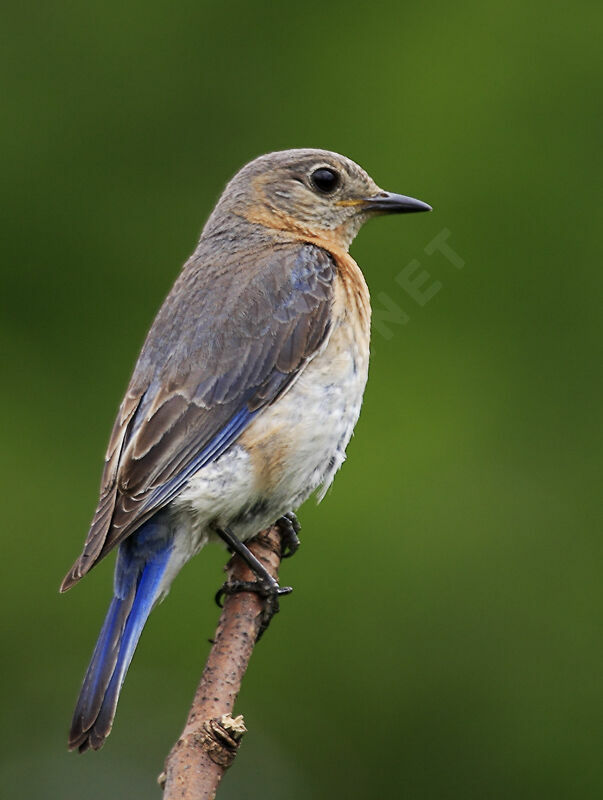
[68,517,173,752]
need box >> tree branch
[160,525,283,799]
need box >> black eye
[311,167,340,194]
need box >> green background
[2,2,601,798]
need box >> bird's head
[207,148,431,251]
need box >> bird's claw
[214,578,293,638]
[276,512,301,558]
[215,579,292,607]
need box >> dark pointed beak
[364,191,432,214]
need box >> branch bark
[160,525,283,800]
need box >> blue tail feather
[69,517,173,752]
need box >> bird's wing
[61,242,336,590]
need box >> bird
[61,148,431,752]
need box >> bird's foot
[214,578,292,608]
[215,578,293,637]
[276,511,301,558]
[211,522,297,636]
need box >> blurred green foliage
[1,1,601,798]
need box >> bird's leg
[276,511,301,558]
[212,524,293,636]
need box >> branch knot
[197,713,247,768]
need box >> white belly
[245,312,369,506]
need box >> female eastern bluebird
[61,149,431,751]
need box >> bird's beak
[363,191,432,214]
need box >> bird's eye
[310,167,341,194]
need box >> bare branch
[161,525,283,799]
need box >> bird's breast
[240,253,371,505]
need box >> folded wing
[61,243,336,591]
